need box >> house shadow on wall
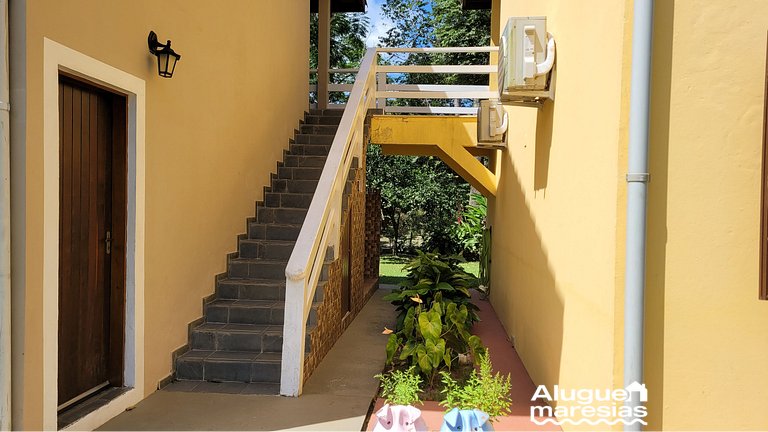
[489,155,564,405]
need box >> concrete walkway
[99,289,395,431]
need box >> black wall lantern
[148,31,181,78]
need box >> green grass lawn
[379,255,479,286]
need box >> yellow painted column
[317,0,330,109]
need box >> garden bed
[365,292,561,431]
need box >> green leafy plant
[453,193,487,260]
[383,250,480,330]
[385,298,484,386]
[439,352,512,420]
[375,367,423,406]
[383,252,485,385]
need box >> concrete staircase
[174,109,349,393]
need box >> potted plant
[438,352,512,432]
[373,367,428,432]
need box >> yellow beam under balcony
[369,115,499,196]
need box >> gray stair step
[189,323,312,354]
[270,179,319,194]
[290,143,331,156]
[294,134,334,145]
[175,349,283,383]
[229,258,287,280]
[205,299,319,326]
[229,258,330,280]
[256,206,308,224]
[205,300,280,325]
[264,192,314,210]
[217,278,325,302]
[248,222,302,241]
[278,166,323,181]
[300,124,338,135]
[303,115,343,125]
[308,109,344,117]
[239,238,295,260]
[283,154,328,168]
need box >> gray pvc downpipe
[0,0,11,429]
[624,0,654,430]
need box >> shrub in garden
[384,250,480,330]
[383,250,484,385]
[375,367,423,406]
[439,352,512,420]
[453,193,487,261]
[373,368,428,432]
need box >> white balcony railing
[309,46,498,114]
[281,46,498,396]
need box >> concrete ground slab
[99,289,395,431]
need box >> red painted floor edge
[365,292,560,431]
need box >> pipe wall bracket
[626,173,650,183]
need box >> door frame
[42,38,146,431]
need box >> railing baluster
[377,72,386,110]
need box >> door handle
[105,230,112,255]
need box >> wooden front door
[58,76,127,409]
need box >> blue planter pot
[439,408,494,432]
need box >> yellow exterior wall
[489,1,630,429]
[645,1,768,429]
[492,0,768,430]
[15,1,308,428]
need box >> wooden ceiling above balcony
[460,0,492,10]
[310,0,367,13]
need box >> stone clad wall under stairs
[302,165,374,382]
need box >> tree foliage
[379,0,491,87]
[369,0,490,255]
[367,145,469,254]
[309,12,369,103]
[307,2,492,257]
[310,12,369,71]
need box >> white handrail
[378,64,494,74]
[284,47,496,397]
[377,46,498,53]
[281,47,378,396]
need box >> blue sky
[364,0,392,47]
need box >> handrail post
[357,108,366,162]
[280,278,307,396]
[377,71,386,110]
[317,0,331,109]
[330,192,342,257]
